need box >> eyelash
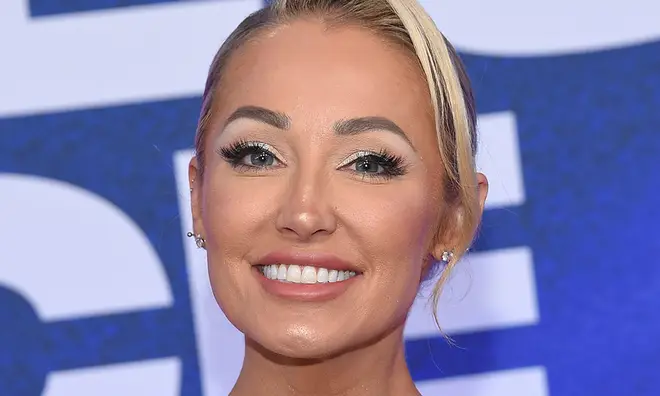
[339,149,408,181]
[216,140,408,180]
[216,140,283,172]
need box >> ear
[476,172,489,215]
[188,157,205,237]
[429,172,489,262]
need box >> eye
[217,140,284,171]
[338,150,407,180]
[351,156,386,174]
[241,150,277,167]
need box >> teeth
[277,264,287,280]
[301,266,317,284]
[317,268,329,283]
[260,264,358,284]
[286,265,302,283]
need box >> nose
[275,169,337,241]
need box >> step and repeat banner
[1,0,659,395]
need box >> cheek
[201,174,277,253]
[336,181,438,291]
[199,171,281,310]
[201,169,275,282]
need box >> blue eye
[340,150,408,180]
[217,141,282,170]
[353,156,386,174]
[242,151,277,167]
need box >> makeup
[253,251,363,302]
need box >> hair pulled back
[194,0,480,328]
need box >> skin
[189,19,488,396]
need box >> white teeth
[286,265,302,283]
[277,264,287,280]
[260,264,358,284]
[301,266,317,284]
[328,270,338,283]
[317,268,329,283]
[264,265,272,279]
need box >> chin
[249,324,359,361]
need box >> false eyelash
[216,140,270,166]
[369,149,407,176]
[344,149,408,179]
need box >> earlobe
[434,173,488,256]
[431,244,456,266]
[426,173,488,279]
[188,157,205,238]
[421,249,454,283]
[426,204,461,276]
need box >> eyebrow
[225,106,291,130]
[333,116,413,147]
[224,105,413,148]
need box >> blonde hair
[195,0,480,328]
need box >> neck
[230,325,419,396]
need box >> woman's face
[191,20,452,358]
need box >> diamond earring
[440,250,454,265]
[186,231,206,249]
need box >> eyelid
[336,150,377,168]
[245,141,287,165]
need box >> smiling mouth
[258,264,358,284]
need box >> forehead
[216,20,434,134]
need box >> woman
[187,0,488,394]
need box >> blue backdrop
[1,1,658,395]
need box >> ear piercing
[440,250,454,265]
[187,178,205,248]
[186,232,206,249]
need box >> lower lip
[253,267,359,302]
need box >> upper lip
[254,251,362,273]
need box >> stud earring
[186,231,206,249]
[439,250,454,265]
[189,179,195,193]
